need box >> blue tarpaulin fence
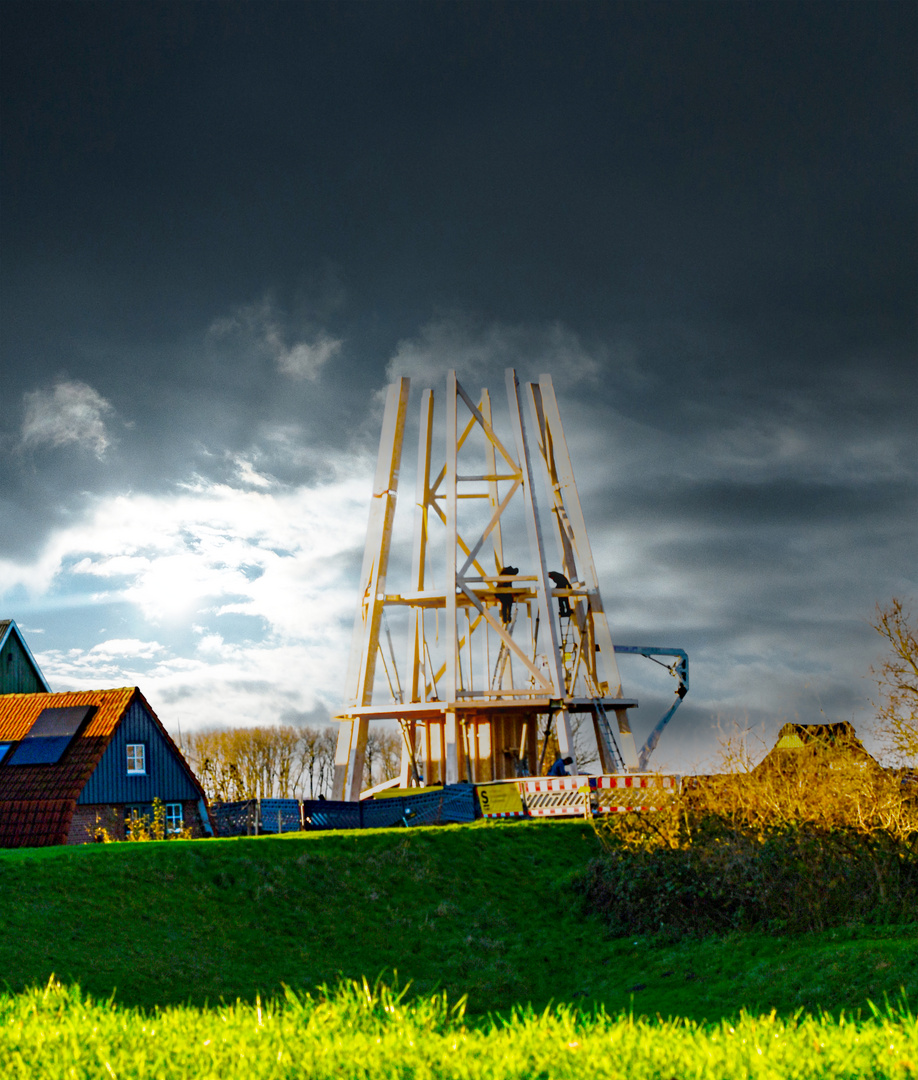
[210,784,478,837]
[210,800,259,837]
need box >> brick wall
[67,804,124,844]
[178,799,209,838]
[67,799,209,844]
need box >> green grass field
[2,820,917,1075]
[3,978,916,1079]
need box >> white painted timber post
[505,368,575,772]
[443,371,460,784]
[535,374,638,771]
[333,377,411,800]
[444,710,459,785]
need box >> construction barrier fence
[592,773,680,814]
[211,783,478,836]
[484,774,681,819]
[209,775,681,835]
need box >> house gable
[0,687,207,847]
[0,689,132,847]
[0,621,51,695]
[77,696,201,806]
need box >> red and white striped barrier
[592,774,680,814]
[476,774,682,819]
[592,775,675,789]
[519,775,590,817]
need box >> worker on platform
[548,571,572,618]
[497,565,519,625]
[548,754,574,777]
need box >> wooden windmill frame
[332,369,640,801]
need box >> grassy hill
[2,819,916,1021]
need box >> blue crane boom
[613,646,689,771]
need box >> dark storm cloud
[616,478,917,529]
[280,702,333,728]
[1,1,914,757]
[3,2,913,330]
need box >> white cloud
[387,314,600,388]
[233,455,275,489]
[36,630,353,732]
[4,323,901,765]
[0,461,375,728]
[207,296,342,381]
[275,335,342,380]
[88,638,166,660]
[21,379,115,458]
[26,474,370,626]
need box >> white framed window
[165,802,183,835]
[126,743,146,774]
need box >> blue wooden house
[0,620,51,695]
[0,686,213,847]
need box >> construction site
[205,369,905,839]
[318,369,690,824]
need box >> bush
[125,798,192,842]
[581,738,918,938]
[583,819,918,937]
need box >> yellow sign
[477,782,524,816]
[373,785,444,800]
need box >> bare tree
[179,724,339,801]
[871,598,918,766]
[300,726,338,798]
[180,729,248,802]
[363,727,402,788]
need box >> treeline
[177,725,403,802]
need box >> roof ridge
[0,687,138,698]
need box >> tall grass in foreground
[2,979,915,1079]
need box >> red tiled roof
[0,687,136,742]
[0,799,75,847]
[0,688,139,847]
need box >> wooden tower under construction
[332,370,641,801]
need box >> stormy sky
[1,1,915,771]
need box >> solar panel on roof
[7,705,95,766]
[8,737,74,765]
[26,706,93,738]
